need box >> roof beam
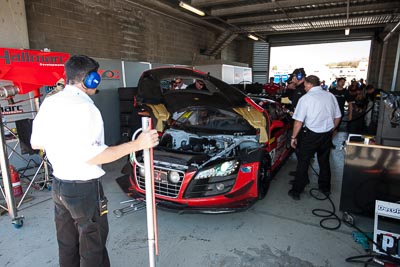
[211,0,349,17]
[227,2,398,24]
[240,15,389,34]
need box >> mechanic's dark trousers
[52,177,110,267]
[292,128,333,193]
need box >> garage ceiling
[153,0,400,41]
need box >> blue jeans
[52,177,110,267]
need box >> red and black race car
[128,67,292,213]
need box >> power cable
[341,105,373,123]
[308,165,341,230]
[309,188,341,230]
[307,164,400,266]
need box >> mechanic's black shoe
[288,189,300,200]
[289,171,297,176]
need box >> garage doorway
[269,40,371,87]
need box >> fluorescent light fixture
[248,34,259,41]
[345,28,350,35]
[179,1,205,16]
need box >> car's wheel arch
[257,152,272,200]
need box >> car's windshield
[173,107,253,132]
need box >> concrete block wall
[0,0,29,48]
[367,36,382,87]
[24,0,250,66]
[368,31,400,91]
[381,32,400,91]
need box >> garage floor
[0,132,375,267]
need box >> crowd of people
[259,68,381,201]
[262,71,379,135]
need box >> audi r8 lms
[128,67,292,213]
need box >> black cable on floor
[345,254,374,266]
[309,188,341,230]
[308,164,341,230]
[308,165,400,266]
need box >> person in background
[347,88,366,134]
[279,74,295,113]
[329,79,337,91]
[329,77,348,117]
[174,77,187,89]
[288,75,341,200]
[321,80,328,91]
[170,80,177,90]
[263,77,281,95]
[364,84,380,134]
[347,79,359,102]
[187,79,207,90]
[289,68,307,110]
[31,55,159,267]
[286,74,296,90]
[46,78,65,97]
[357,78,366,90]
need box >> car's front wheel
[257,153,272,199]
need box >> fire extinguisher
[10,165,23,197]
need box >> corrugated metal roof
[155,0,400,38]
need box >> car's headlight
[168,171,181,184]
[137,166,145,177]
[194,160,239,179]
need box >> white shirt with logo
[31,85,108,180]
[293,86,341,133]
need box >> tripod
[13,118,53,208]
[17,152,52,208]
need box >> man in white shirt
[288,75,341,200]
[31,55,159,267]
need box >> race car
[128,67,292,213]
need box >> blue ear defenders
[83,71,101,89]
[296,69,304,80]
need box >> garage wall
[24,0,248,66]
[367,37,383,87]
[368,31,400,91]
[224,40,254,66]
[381,32,400,91]
[0,0,29,49]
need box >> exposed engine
[159,128,260,160]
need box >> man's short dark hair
[337,77,346,83]
[65,55,99,85]
[305,75,321,86]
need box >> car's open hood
[137,67,247,112]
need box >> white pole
[142,117,156,267]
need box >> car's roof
[137,67,247,111]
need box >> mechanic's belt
[303,127,331,135]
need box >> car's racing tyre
[257,153,272,200]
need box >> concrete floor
[0,132,375,267]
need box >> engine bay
[159,128,260,156]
